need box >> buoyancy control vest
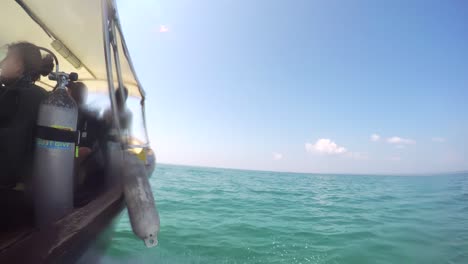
[0,78,47,187]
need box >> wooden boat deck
[0,185,124,263]
[0,228,34,252]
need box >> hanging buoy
[122,151,160,247]
[33,72,78,227]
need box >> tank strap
[36,125,79,143]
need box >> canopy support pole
[113,0,152,149]
[101,0,123,145]
[109,14,129,147]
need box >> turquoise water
[103,164,468,263]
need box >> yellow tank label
[51,125,73,131]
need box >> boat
[0,0,158,263]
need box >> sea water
[103,164,468,264]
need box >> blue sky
[117,0,468,174]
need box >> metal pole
[101,0,122,140]
[109,16,129,147]
[112,0,151,147]
[115,21,151,147]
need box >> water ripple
[105,165,468,264]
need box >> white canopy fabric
[0,0,142,97]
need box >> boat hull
[0,186,125,263]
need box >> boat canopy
[1,0,151,146]
[0,0,143,97]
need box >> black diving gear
[0,77,47,187]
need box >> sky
[117,0,468,174]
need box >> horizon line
[156,162,468,177]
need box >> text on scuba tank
[36,138,73,150]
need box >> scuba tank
[122,151,160,247]
[33,71,78,227]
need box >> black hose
[37,47,59,73]
[37,47,60,90]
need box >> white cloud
[386,136,415,145]
[272,152,283,160]
[159,25,170,33]
[305,139,347,155]
[388,156,401,161]
[370,134,380,142]
[431,137,446,143]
